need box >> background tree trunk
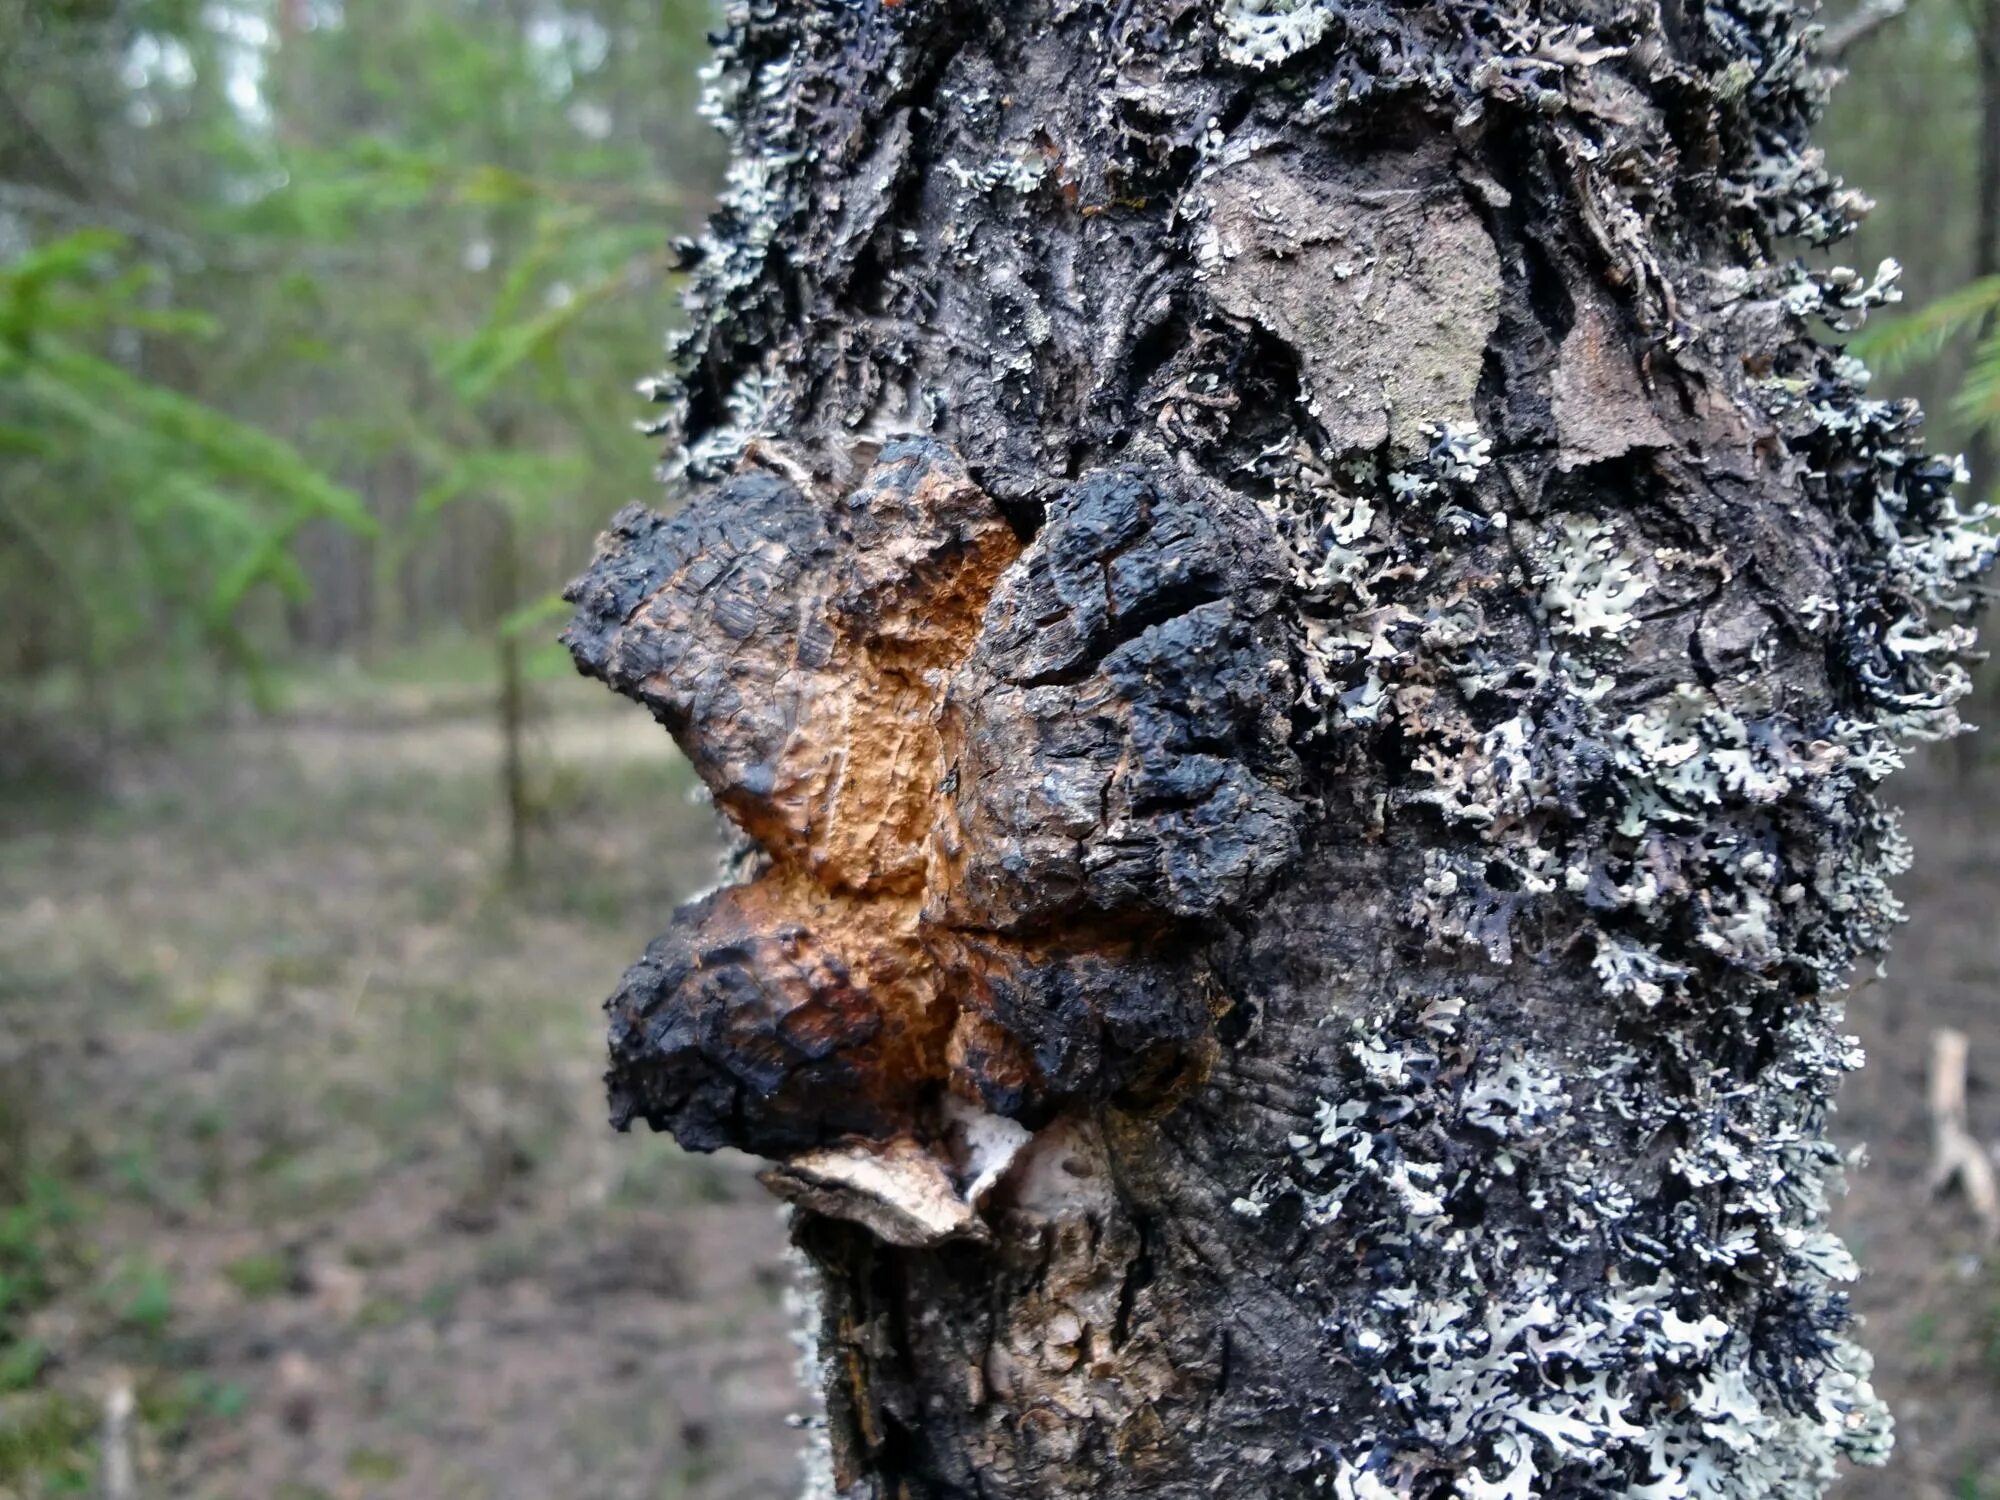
[565,2,1992,1496]
[1954,0,1998,781]
[1966,0,2000,496]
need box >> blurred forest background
[2,1,2000,1498]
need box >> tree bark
[1955,0,1999,781]
[564,2,1992,1496]
[1968,0,2000,500]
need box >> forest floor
[0,671,803,1500]
[0,673,1995,1499]
[1835,753,2000,1500]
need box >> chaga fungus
[565,438,1300,1163]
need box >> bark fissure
[566,2,1992,1497]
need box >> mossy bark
[565,2,1990,1496]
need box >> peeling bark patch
[1551,294,1674,470]
[1200,144,1503,456]
[763,1137,993,1248]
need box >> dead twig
[1820,0,1911,61]
[99,1373,135,1500]
[1927,1027,2000,1240]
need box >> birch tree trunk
[564,2,1993,1495]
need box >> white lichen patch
[1216,0,1336,71]
[1263,991,1886,1500]
[1591,933,1690,1007]
[1255,420,1510,739]
[1537,513,1650,639]
[939,150,1050,200]
[680,362,787,476]
[782,1242,839,1500]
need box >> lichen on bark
[566,2,1992,1497]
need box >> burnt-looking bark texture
[564,2,1993,1497]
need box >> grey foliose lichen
[1200,0,1985,1494]
[1231,991,1890,1497]
[642,0,895,479]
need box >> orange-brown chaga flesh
[567,440,1305,1158]
[602,891,1217,1152]
[564,439,1019,897]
